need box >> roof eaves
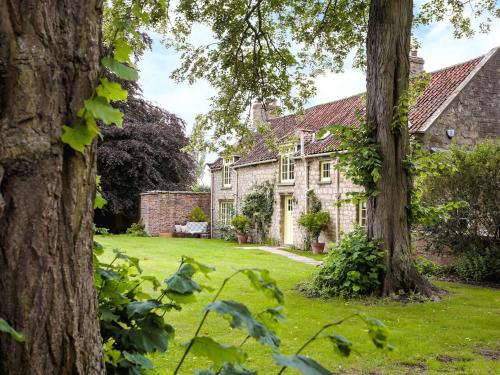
[416,47,498,133]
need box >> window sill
[318,180,332,185]
[278,182,295,186]
[221,186,233,190]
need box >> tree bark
[366,0,440,297]
[0,1,105,373]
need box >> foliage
[96,94,195,231]
[0,318,25,342]
[242,181,274,244]
[192,184,211,192]
[94,226,110,236]
[231,215,251,235]
[126,220,149,237]
[298,211,330,243]
[413,257,443,278]
[217,224,238,242]
[319,119,381,200]
[95,238,391,374]
[303,227,385,298]
[419,140,499,281]
[307,190,322,214]
[455,250,500,282]
[189,206,210,222]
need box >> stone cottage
[208,47,500,247]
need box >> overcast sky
[137,9,499,182]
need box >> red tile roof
[209,53,485,170]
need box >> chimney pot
[252,100,279,125]
[409,50,425,76]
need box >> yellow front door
[283,196,294,245]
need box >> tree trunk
[366,0,440,298]
[0,1,105,373]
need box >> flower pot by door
[311,242,325,254]
[237,234,248,244]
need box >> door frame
[282,195,294,245]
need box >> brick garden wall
[140,191,210,235]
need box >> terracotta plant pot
[237,234,248,245]
[311,242,325,254]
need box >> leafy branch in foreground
[0,318,25,343]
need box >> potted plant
[231,214,251,244]
[298,211,330,253]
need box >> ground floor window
[219,200,235,225]
[356,201,367,227]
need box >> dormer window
[280,147,295,183]
[223,157,233,187]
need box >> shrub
[242,181,274,243]
[413,256,442,278]
[126,220,149,236]
[188,206,209,222]
[298,211,330,243]
[454,250,500,281]
[94,225,110,235]
[218,224,237,241]
[303,227,385,298]
[421,140,499,259]
[231,214,251,235]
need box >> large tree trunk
[366,0,440,298]
[0,1,105,373]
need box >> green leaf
[256,306,287,328]
[84,96,123,127]
[122,351,153,369]
[94,191,107,209]
[128,315,171,353]
[240,269,284,304]
[165,263,202,294]
[61,116,100,152]
[113,38,132,63]
[205,300,280,349]
[96,78,128,102]
[326,334,352,357]
[126,300,160,318]
[182,256,215,277]
[0,318,25,342]
[364,317,389,349]
[184,337,247,366]
[102,57,139,81]
[100,307,119,322]
[272,354,331,375]
[219,363,257,375]
[141,275,161,290]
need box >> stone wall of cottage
[140,191,210,235]
[211,156,362,248]
[418,48,500,147]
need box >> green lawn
[97,235,500,374]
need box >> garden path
[237,246,322,266]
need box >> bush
[188,206,209,222]
[298,211,330,243]
[231,214,250,235]
[218,224,237,241]
[454,250,500,281]
[303,227,385,298]
[413,256,442,278]
[421,140,499,255]
[126,220,149,236]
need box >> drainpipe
[235,168,239,211]
[335,165,340,242]
[210,171,214,238]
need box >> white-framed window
[356,201,367,227]
[280,149,295,183]
[222,157,232,187]
[320,160,331,182]
[219,200,235,225]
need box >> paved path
[237,246,322,266]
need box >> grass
[280,246,328,261]
[97,235,500,374]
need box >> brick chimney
[253,100,279,125]
[410,50,425,76]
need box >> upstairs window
[280,148,295,183]
[223,157,232,187]
[320,161,331,182]
[356,201,367,227]
[219,200,234,225]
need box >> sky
[137,9,499,182]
